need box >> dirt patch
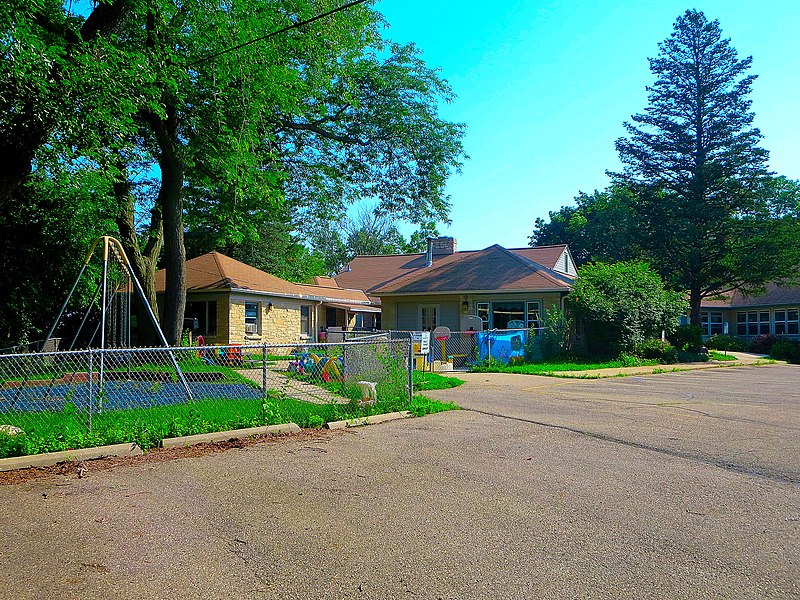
[0,427,339,486]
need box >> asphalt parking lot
[0,363,798,599]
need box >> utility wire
[189,0,369,67]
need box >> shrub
[770,339,800,363]
[667,324,704,351]
[634,339,679,363]
[567,261,687,355]
[705,334,746,352]
[748,334,779,354]
[527,307,573,362]
[618,352,641,367]
[678,350,710,362]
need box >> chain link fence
[0,339,411,458]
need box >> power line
[189,0,369,67]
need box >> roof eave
[376,288,570,297]
[229,286,372,305]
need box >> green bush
[705,334,746,352]
[618,352,641,367]
[532,307,573,361]
[748,334,779,354]
[634,339,679,363]
[667,324,704,351]
[567,261,686,355]
[677,350,709,363]
[770,339,800,363]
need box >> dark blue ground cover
[0,381,262,413]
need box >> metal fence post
[261,343,267,400]
[407,338,413,403]
[87,349,93,433]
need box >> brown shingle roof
[294,283,372,303]
[701,284,800,309]
[312,276,339,288]
[374,245,573,294]
[334,244,572,293]
[507,245,567,270]
[155,253,371,304]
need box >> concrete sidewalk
[237,367,349,404]
[548,351,772,378]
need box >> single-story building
[700,283,800,340]
[334,237,577,331]
[155,252,380,345]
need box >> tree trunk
[113,168,163,346]
[144,106,186,346]
[689,287,702,327]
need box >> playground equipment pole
[41,237,102,353]
[108,237,193,401]
[98,237,109,402]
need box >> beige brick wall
[215,298,230,345]
[262,301,302,346]
[227,294,307,346]
[228,301,246,343]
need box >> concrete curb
[547,359,778,379]
[326,411,413,430]
[0,442,143,472]
[160,422,301,449]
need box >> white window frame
[774,308,799,335]
[419,304,440,331]
[526,301,542,331]
[244,302,260,335]
[476,302,489,330]
[700,310,724,336]
[300,305,311,337]
[737,310,769,336]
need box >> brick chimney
[430,236,457,256]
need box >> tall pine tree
[613,10,798,325]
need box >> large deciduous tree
[528,186,637,266]
[612,9,799,325]
[0,1,465,346]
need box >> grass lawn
[709,350,737,361]
[471,357,660,375]
[0,390,458,459]
[413,371,465,391]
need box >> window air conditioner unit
[245,323,258,334]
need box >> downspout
[315,300,323,342]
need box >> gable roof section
[507,245,568,271]
[334,244,573,293]
[155,252,371,304]
[373,245,573,295]
[312,276,340,288]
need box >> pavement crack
[463,407,800,487]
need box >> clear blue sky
[374,0,800,251]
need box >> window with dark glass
[700,311,723,336]
[420,305,438,331]
[300,305,310,335]
[491,301,525,329]
[775,309,799,335]
[737,311,769,335]
[184,301,217,336]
